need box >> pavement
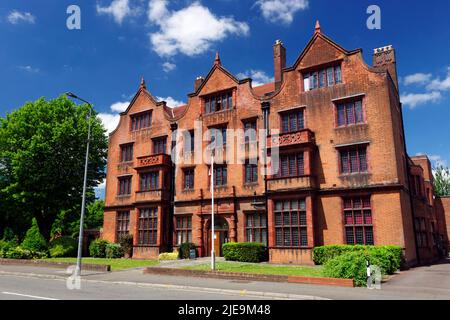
[0,259,449,300]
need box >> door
[207,216,229,257]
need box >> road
[0,259,449,300]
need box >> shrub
[323,251,385,287]
[119,234,133,258]
[21,218,48,253]
[313,245,403,272]
[49,236,78,258]
[178,243,197,259]
[5,246,32,260]
[2,228,18,244]
[222,242,267,263]
[89,239,110,258]
[0,240,16,258]
[158,252,178,260]
[105,243,124,259]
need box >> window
[204,92,233,114]
[176,216,192,245]
[281,109,305,133]
[116,211,130,240]
[336,100,364,127]
[131,111,152,131]
[120,144,133,162]
[212,166,227,187]
[243,120,257,144]
[246,213,267,244]
[415,218,428,248]
[245,161,258,184]
[138,208,158,245]
[303,65,342,91]
[184,130,195,154]
[274,200,308,247]
[118,176,132,195]
[209,127,227,148]
[183,169,194,190]
[344,197,374,245]
[339,145,368,174]
[277,153,304,178]
[153,137,167,154]
[140,172,159,191]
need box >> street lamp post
[66,92,93,278]
[210,148,215,271]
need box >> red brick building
[103,22,449,266]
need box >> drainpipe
[261,101,270,247]
[399,102,421,266]
[169,122,178,252]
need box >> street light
[210,147,215,271]
[66,92,93,278]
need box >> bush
[178,243,197,259]
[222,242,267,263]
[0,240,16,258]
[313,245,403,272]
[21,218,48,253]
[49,236,78,258]
[323,251,385,287]
[89,239,110,258]
[159,252,178,260]
[119,234,133,258]
[2,228,18,244]
[4,246,32,260]
[105,243,124,259]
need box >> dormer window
[303,65,342,91]
[204,91,233,114]
[131,111,152,131]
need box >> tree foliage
[433,165,450,197]
[0,95,108,239]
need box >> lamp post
[66,92,93,278]
[210,148,215,271]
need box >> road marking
[1,291,59,300]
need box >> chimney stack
[194,76,204,91]
[273,39,286,90]
[373,45,398,89]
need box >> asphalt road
[0,259,449,300]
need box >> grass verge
[183,261,325,277]
[43,257,159,271]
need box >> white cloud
[97,0,133,24]
[162,61,176,73]
[157,96,185,107]
[148,0,249,57]
[7,10,35,24]
[255,0,309,25]
[110,101,130,113]
[18,65,40,73]
[429,155,447,167]
[401,91,441,109]
[237,69,273,87]
[426,67,450,91]
[403,73,432,86]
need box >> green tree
[433,165,450,197]
[0,95,108,239]
[21,218,48,252]
[85,199,105,230]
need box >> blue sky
[1,0,449,198]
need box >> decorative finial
[140,77,146,89]
[214,51,221,66]
[315,20,321,34]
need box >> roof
[252,82,276,96]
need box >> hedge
[159,252,178,260]
[222,242,267,263]
[49,236,78,258]
[105,243,124,259]
[89,239,110,258]
[312,245,403,272]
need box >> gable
[296,35,347,70]
[198,67,238,96]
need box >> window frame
[276,152,305,178]
[117,176,132,196]
[338,145,369,175]
[116,211,130,241]
[335,99,365,127]
[138,207,158,246]
[245,213,267,244]
[244,161,258,184]
[120,143,134,162]
[183,168,195,190]
[152,136,167,155]
[274,200,308,248]
[175,215,192,245]
[303,64,342,92]
[280,109,305,133]
[204,91,233,114]
[130,111,152,131]
[139,171,160,192]
[343,196,374,246]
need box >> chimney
[194,76,204,91]
[373,45,398,89]
[273,39,286,90]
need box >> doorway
[207,216,229,257]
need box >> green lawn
[43,258,159,271]
[183,261,325,277]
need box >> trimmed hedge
[222,242,267,263]
[178,243,197,259]
[49,236,78,258]
[313,245,403,272]
[89,239,110,258]
[105,243,124,259]
[323,251,385,287]
[159,252,178,260]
